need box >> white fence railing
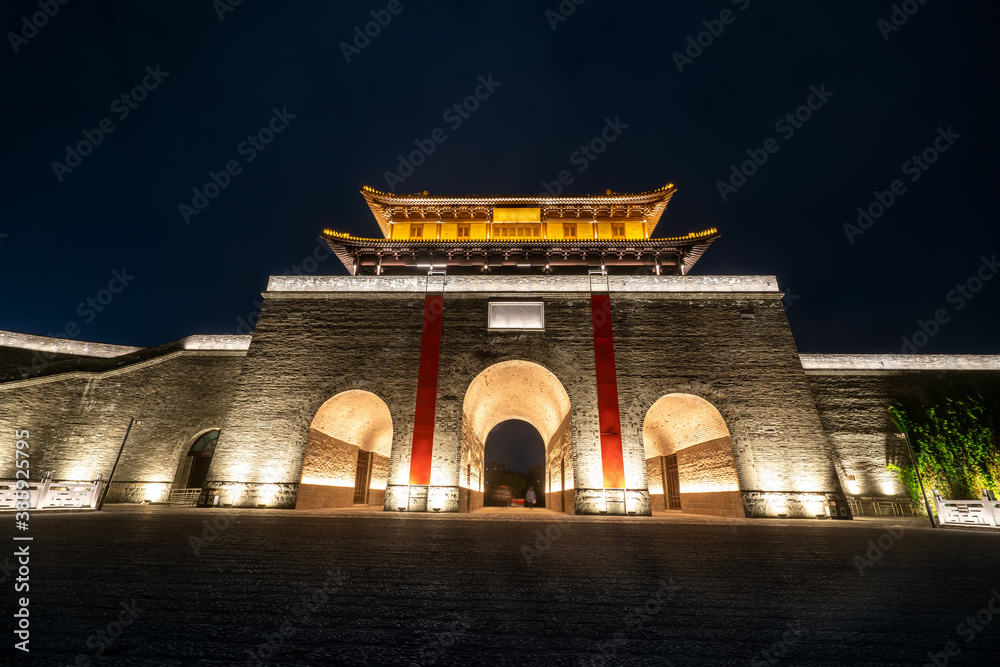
[169,488,202,507]
[933,490,1000,529]
[0,473,103,511]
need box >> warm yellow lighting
[681,481,740,494]
[493,207,541,222]
[804,499,826,516]
[299,476,355,488]
[143,483,170,503]
[66,466,92,481]
[880,480,899,495]
[258,484,280,506]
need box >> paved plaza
[15,506,1000,665]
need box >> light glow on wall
[789,474,827,493]
[143,483,170,503]
[463,360,571,445]
[66,466,93,482]
[880,479,899,496]
[299,476,354,488]
[427,486,450,511]
[228,483,245,505]
[681,481,741,494]
[804,498,827,516]
[308,391,394,458]
[257,484,279,506]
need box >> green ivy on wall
[889,395,1000,503]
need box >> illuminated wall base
[545,488,575,514]
[575,488,652,516]
[204,481,298,509]
[296,484,356,510]
[296,485,385,510]
[650,490,745,518]
[384,484,461,513]
[741,491,851,519]
[457,487,484,513]
[104,481,173,504]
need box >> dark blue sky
[1,1,997,354]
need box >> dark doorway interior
[663,454,681,510]
[354,450,373,504]
[483,420,545,507]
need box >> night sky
[485,420,545,475]
[2,0,998,357]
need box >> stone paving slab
[11,506,1000,666]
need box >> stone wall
[0,339,247,503]
[207,291,422,503]
[613,291,844,518]
[804,364,1000,500]
[211,275,850,516]
[7,277,995,520]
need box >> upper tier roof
[360,183,678,238]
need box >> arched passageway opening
[642,393,744,517]
[172,429,220,491]
[460,360,573,513]
[296,390,393,509]
[483,419,546,508]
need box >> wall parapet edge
[265,274,781,294]
[801,354,1000,372]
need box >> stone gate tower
[207,184,849,518]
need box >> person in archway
[525,486,537,509]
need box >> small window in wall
[410,224,423,238]
[612,223,626,238]
[495,224,540,238]
[189,430,219,455]
[564,224,577,238]
[457,224,471,238]
[488,302,544,330]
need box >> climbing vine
[888,394,999,502]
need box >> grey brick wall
[805,368,1000,499]
[209,276,846,516]
[7,277,994,519]
[0,346,246,503]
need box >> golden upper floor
[360,184,679,240]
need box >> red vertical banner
[590,294,626,488]
[408,294,443,486]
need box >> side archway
[171,428,221,492]
[460,360,574,512]
[296,390,393,509]
[642,393,745,517]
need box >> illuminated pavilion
[323,184,718,276]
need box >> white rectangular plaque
[488,302,544,330]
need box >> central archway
[460,360,573,513]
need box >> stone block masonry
[0,335,249,502]
[208,275,849,516]
[3,278,996,519]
